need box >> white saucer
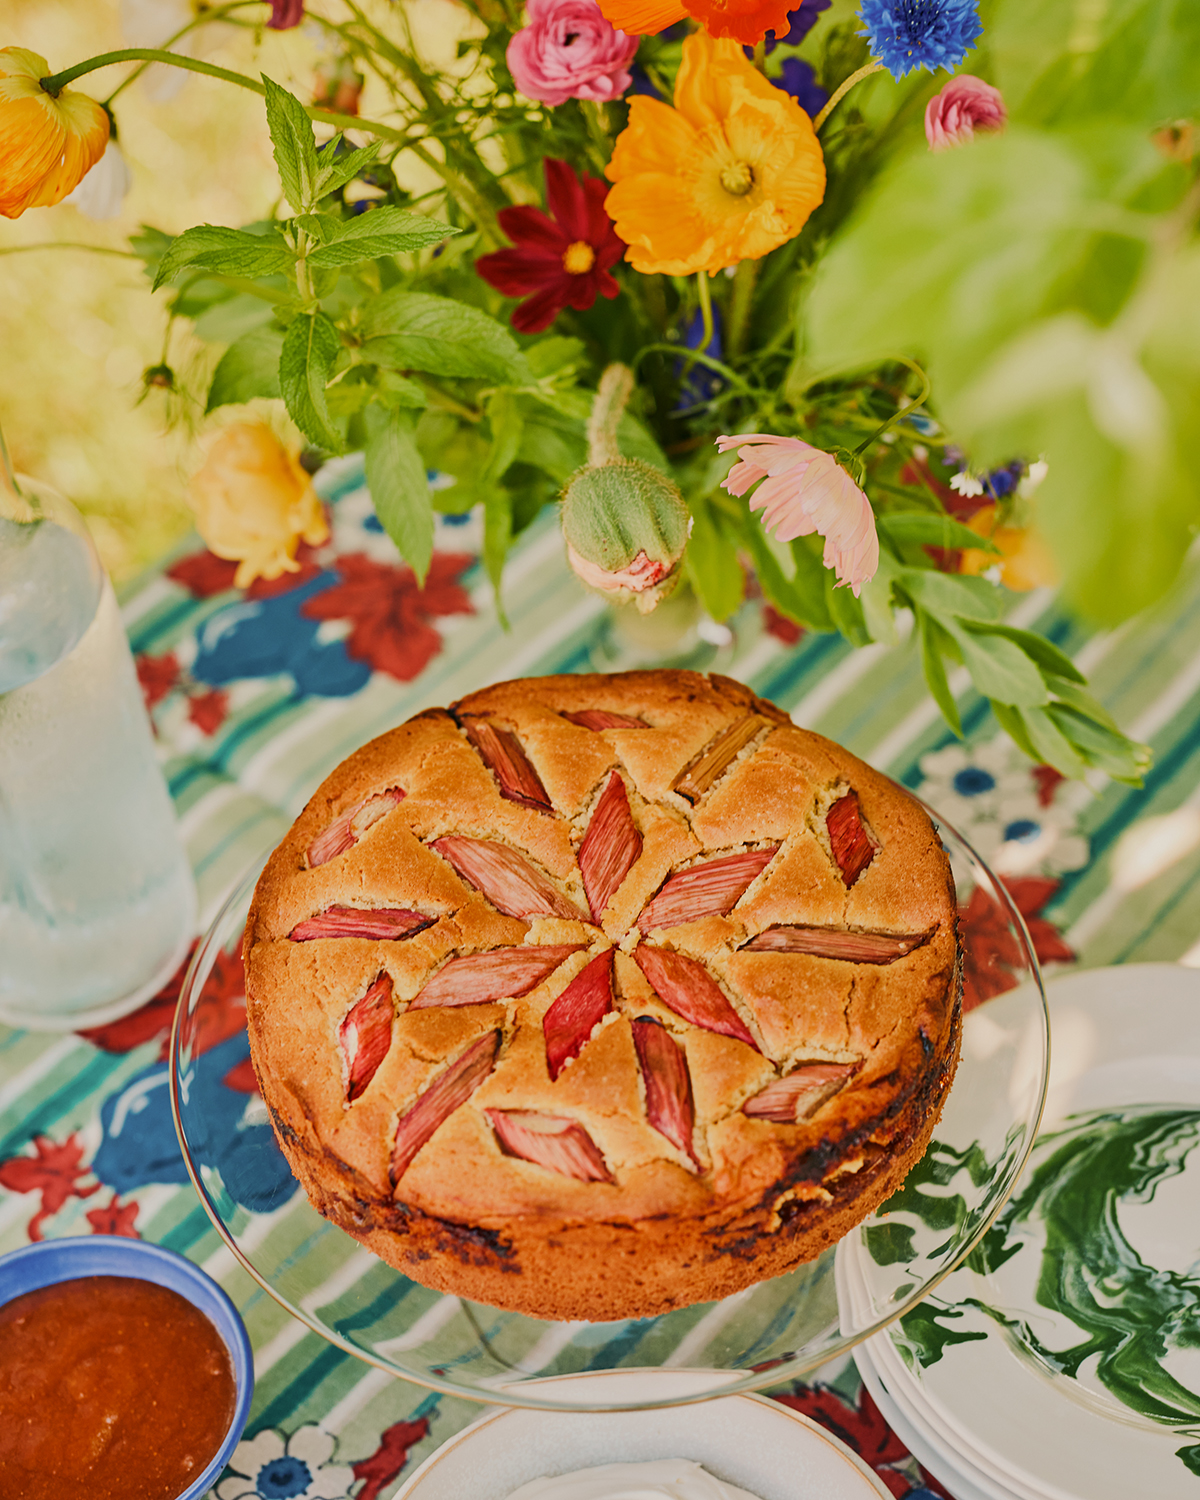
[394,1370,894,1500]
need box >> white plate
[854,1337,1023,1500]
[394,1370,893,1500]
[853,964,1200,1500]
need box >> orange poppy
[604,32,825,276]
[596,0,791,47]
[0,48,109,219]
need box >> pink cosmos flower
[507,0,640,107]
[924,74,1006,151]
[717,434,879,596]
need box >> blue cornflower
[774,57,830,117]
[858,0,983,78]
[675,304,724,412]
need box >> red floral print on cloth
[0,1133,100,1240]
[774,1385,952,1498]
[351,1416,430,1500]
[763,604,804,645]
[166,542,325,600]
[136,650,231,736]
[959,874,1075,1012]
[85,1193,140,1238]
[301,552,474,683]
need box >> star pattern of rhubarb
[296,706,934,1186]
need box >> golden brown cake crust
[245,670,960,1321]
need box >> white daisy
[216,1424,356,1500]
[916,736,1089,878]
[949,470,984,497]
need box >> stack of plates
[839,963,1200,1500]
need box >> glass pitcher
[0,474,195,1029]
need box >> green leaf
[896,568,1003,622]
[1047,703,1150,783]
[991,701,1044,764]
[313,138,381,200]
[878,512,1000,555]
[279,311,343,452]
[206,323,284,412]
[306,207,459,268]
[805,132,1094,395]
[359,290,528,383]
[524,337,586,378]
[617,412,670,473]
[991,0,1200,128]
[917,610,963,738]
[262,74,319,214]
[129,224,172,280]
[364,404,433,582]
[152,225,295,291]
[963,621,1085,684]
[946,620,1050,708]
[1043,674,1122,729]
[685,495,745,622]
[788,536,836,632]
[1012,705,1089,778]
[481,391,525,621]
[825,572,871,648]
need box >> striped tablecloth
[3,457,1199,1500]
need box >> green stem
[40,49,409,143]
[0,242,138,258]
[587,364,634,466]
[696,271,714,355]
[634,342,755,397]
[102,2,260,106]
[812,61,885,133]
[852,357,932,455]
[726,259,758,358]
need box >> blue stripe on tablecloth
[252,1342,351,1432]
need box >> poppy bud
[561,457,691,613]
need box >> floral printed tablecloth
[3,458,1199,1500]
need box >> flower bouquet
[5,0,1198,781]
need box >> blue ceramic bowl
[0,1235,254,1500]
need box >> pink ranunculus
[717,434,879,597]
[507,0,640,107]
[924,74,1006,151]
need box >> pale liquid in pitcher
[0,513,195,1024]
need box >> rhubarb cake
[244,671,961,1321]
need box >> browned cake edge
[256,975,961,1321]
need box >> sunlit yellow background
[0,1,497,579]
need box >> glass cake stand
[169,812,1049,1412]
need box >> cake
[244,671,961,1321]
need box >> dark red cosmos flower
[267,0,305,28]
[476,158,624,334]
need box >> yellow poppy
[0,48,110,219]
[188,424,329,588]
[604,32,825,276]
